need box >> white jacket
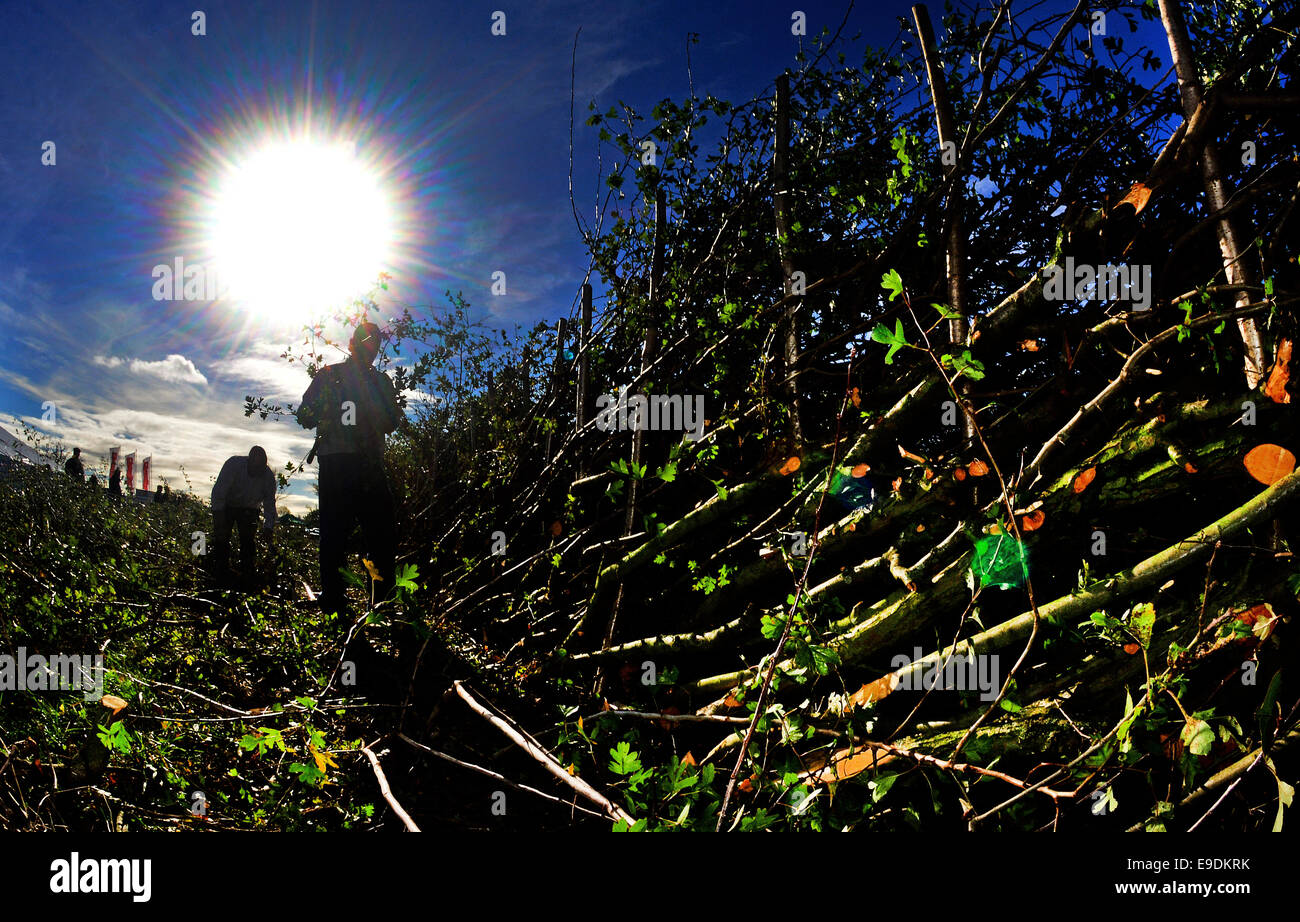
[211,456,277,529]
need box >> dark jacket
[297,358,402,459]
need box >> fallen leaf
[1123,642,1141,655]
[1021,509,1046,532]
[1264,338,1292,404]
[1118,181,1153,215]
[1236,603,1272,626]
[779,456,802,476]
[1243,444,1296,486]
[954,467,967,481]
[849,387,862,407]
[100,695,128,715]
[1184,462,1197,474]
[723,692,741,708]
[851,463,870,478]
[1073,467,1097,493]
[681,752,696,767]
[1017,339,1041,352]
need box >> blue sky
[0,0,1104,511]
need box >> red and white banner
[142,456,151,493]
[125,453,135,492]
[109,446,120,477]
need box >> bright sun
[210,140,393,322]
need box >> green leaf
[971,532,1028,589]
[609,741,643,775]
[881,269,904,301]
[1128,602,1156,648]
[871,772,899,803]
[1180,717,1214,756]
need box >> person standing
[108,465,122,498]
[296,322,402,615]
[210,446,277,578]
[64,447,84,481]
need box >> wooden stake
[575,282,593,444]
[774,73,804,448]
[544,317,567,461]
[912,3,974,442]
[1158,0,1268,388]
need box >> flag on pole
[125,452,135,493]
[142,456,152,493]
[109,446,120,477]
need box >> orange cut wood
[1264,339,1293,404]
[1243,444,1296,485]
[849,673,898,710]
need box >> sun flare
[209,140,393,323]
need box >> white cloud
[94,353,208,385]
[221,345,312,403]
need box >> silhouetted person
[87,473,99,489]
[210,446,276,579]
[64,447,84,481]
[108,465,122,498]
[297,322,402,615]
[155,485,165,504]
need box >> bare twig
[359,746,421,832]
[453,681,636,826]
